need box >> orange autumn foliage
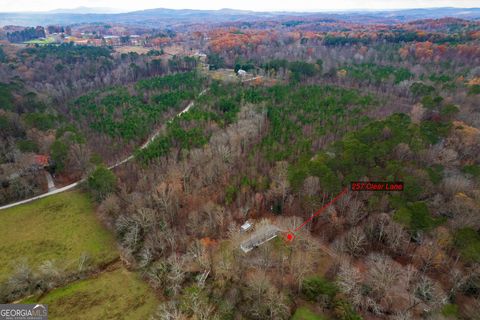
[468,77,480,86]
[151,37,171,47]
[208,28,271,53]
[399,41,480,61]
[200,237,218,247]
[399,47,409,59]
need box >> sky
[1,0,480,12]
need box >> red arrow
[286,188,348,240]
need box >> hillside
[0,7,479,27]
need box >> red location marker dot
[286,233,294,241]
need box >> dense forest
[0,44,198,203]
[0,14,480,320]
[6,26,46,43]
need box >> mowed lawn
[0,191,118,283]
[23,268,159,320]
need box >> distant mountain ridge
[0,7,479,27]
[47,7,122,14]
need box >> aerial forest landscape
[0,1,480,319]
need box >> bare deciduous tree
[443,174,473,197]
[243,271,290,320]
[167,254,186,296]
[336,259,363,307]
[366,253,401,297]
[413,275,447,313]
[345,199,366,226]
[334,227,366,257]
[98,194,121,221]
[68,143,91,175]
[151,301,187,320]
[151,184,178,224]
[269,161,290,201]
[303,176,320,197]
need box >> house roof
[241,221,253,231]
[240,224,280,253]
[34,155,49,166]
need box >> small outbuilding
[237,69,247,77]
[241,220,253,232]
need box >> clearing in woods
[114,46,152,54]
[0,191,118,283]
[291,306,327,320]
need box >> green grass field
[291,306,327,320]
[23,268,159,320]
[24,37,56,45]
[0,191,118,283]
